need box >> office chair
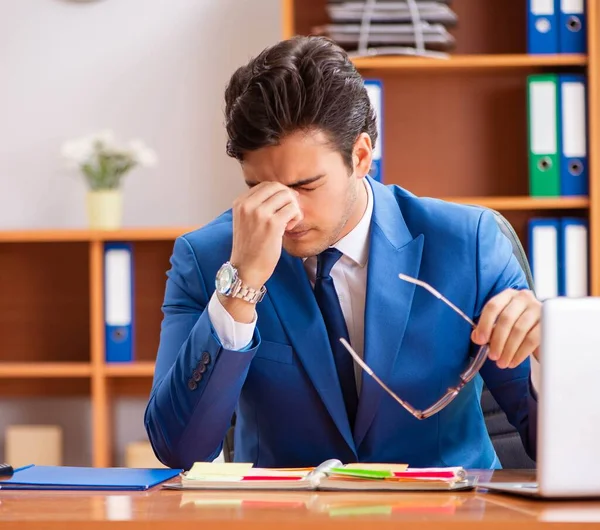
[223,209,537,468]
[483,209,536,469]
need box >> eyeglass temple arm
[339,338,423,418]
[398,274,477,329]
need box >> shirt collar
[331,178,373,267]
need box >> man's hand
[230,182,303,289]
[217,182,303,325]
[471,289,542,369]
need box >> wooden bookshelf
[0,363,92,378]
[444,196,590,210]
[352,54,587,71]
[283,0,599,295]
[0,228,192,466]
[103,362,156,378]
[0,227,197,243]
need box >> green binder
[527,74,560,197]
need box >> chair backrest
[223,414,235,462]
[484,209,536,469]
[223,209,537,467]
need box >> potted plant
[61,130,157,229]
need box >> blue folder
[558,74,588,196]
[558,0,586,54]
[0,465,181,491]
[527,0,558,54]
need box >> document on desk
[0,465,181,491]
[163,460,478,492]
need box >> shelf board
[0,227,198,243]
[0,362,92,378]
[103,362,155,377]
[352,54,587,71]
[443,196,590,210]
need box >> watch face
[216,263,235,294]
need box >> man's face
[241,129,371,258]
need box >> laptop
[478,297,600,499]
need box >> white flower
[128,139,158,167]
[92,129,116,149]
[61,136,95,167]
[61,130,157,190]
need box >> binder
[104,242,134,362]
[559,218,588,297]
[558,0,586,54]
[527,74,560,197]
[558,74,588,196]
[527,0,558,54]
[528,218,560,300]
[0,465,180,491]
[364,79,383,182]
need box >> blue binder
[559,217,589,297]
[104,242,134,363]
[527,0,558,54]
[364,79,383,182]
[0,465,181,491]
[558,0,586,53]
[558,74,588,196]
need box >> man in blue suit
[145,36,541,470]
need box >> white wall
[0,0,281,465]
[0,0,281,228]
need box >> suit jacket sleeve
[144,236,261,469]
[473,210,537,461]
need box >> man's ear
[352,132,373,178]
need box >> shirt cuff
[207,291,257,351]
[530,355,541,400]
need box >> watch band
[230,277,267,304]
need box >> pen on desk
[13,464,34,473]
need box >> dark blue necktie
[314,248,358,428]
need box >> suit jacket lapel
[353,179,425,448]
[266,252,356,456]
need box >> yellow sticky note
[187,462,253,480]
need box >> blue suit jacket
[144,178,537,470]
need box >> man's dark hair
[224,35,378,171]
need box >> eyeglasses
[339,273,490,420]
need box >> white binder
[529,218,559,300]
[560,218,588,297]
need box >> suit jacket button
[188,379,198,391]
[192,369,202,382]
[201,352,211,365]
[198,364,207,374]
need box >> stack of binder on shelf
[528,217,588,300]
[527,73,588,197]
[527,0,586,54]
[314,1,457,57]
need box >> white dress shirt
[207,177,540,392]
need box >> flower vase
[86,189,123,230]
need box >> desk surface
[1,470,599,529]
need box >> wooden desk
[1,470,599,529]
